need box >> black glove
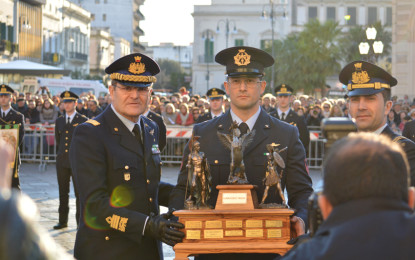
[144,209,185,246]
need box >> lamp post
[202,30,214,91]
[359,27,384,63]
[216,19,237,48]
[261,0,287,90]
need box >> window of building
[386,7,392,26]
[204,38,214,63]
[346,7,357,25]
[235,39,244,47]
[260,39,272,50]
[103,14,106,21]
[308,6,318,20]
[91,14,95,21]
[327,7,336,21]
[368,7,377,25]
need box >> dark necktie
[133,123,145,152]
[67,117,70,125]
[2,112,5,119]
[239,122,249,136]
[281,112,285,121]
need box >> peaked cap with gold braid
[339,60,397,97]
[0,84,14,95]
[274,84,293,96]
[60,90,79,102]
[105,53,160,88]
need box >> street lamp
[216,19,237,48]
[202,30,214,91]
[261,0,288,90]
[359,27,384,63]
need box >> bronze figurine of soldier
[185,137,212,209]
[260,143,288,208]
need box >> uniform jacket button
[149,197,153,202]
[65,150,68,153]
[105,236,110,241]
[125,166,129,170]
[147,179,150,184]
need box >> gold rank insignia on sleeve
[85,119,100,126]
[106,214,128,232]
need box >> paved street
[19,162,322,259]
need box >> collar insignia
[234,49,251,66]
[352,63,370,84]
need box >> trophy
[173,127,294,260]
[184,136,212,210]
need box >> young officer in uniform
[54,91,88,229]
[340,60,415,186]
[170,47,314,260]
[0,84,24,190]
[270,84,310,151]
[69,54,184,260]
[196,88,226,123]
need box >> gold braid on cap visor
[347,82,390,91]
[110,73,157,83]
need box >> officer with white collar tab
[197,88,226,123]
[340,60,415,186]
[70,53,184,260]
[170,46,313,260]
[54,91,88,230]
[270,84,310,151]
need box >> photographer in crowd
[282,133,415,260]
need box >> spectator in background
[181,95,190,104]
[36,98,43,112]
[191,106,201,122]
[321,101,332,118]
[292,100,301,113]
[24,100,40,124]
[297,106,305,117]
[98,96,108,111]
[16,98,27,115]
[261,94,276,114]
[410,109,415,120]
[162,103,177,125]
[36,86,51,99]
[87,100,102,119]
[170,94,181,109]
[151,95,162,114]
[329,104,344,117]
[179,86,188,96]
[76,98,88,116]
[306,105,323,127]
[400,115,412,132]
[387,110,397,127]
[25,92,32,102]
[39,98,58,124]
[175,103,194,126]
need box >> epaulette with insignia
[392,136,407,143]
[85,119,100,126]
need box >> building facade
[192,0,393,95]
[392,0,415,99]
[76,0,145,53]
[89,27,114,76]
[192,0,291,95]
[143,42,193,74]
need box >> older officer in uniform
[0,84,24,190]
[70,54,184,260]
[196,88,226,123]
[340,61,415,186]
[270,84,310,151]
[170,46,313,260]
[54,91,88,229]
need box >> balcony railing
[69,52,88,62]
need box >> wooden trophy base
[173,185,295,260]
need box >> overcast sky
[140,0,211,46]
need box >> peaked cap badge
[212,89,218,96]
[234,49,251,66]
[352,63,370,84]
[64,92,70,97]
[128,56,146,75]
